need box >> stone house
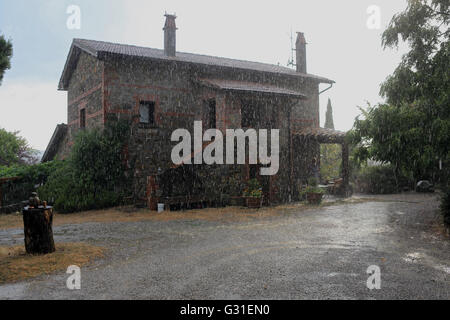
[42,14,348,208]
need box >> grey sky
[0,0,409,150]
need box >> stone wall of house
[103,57,197,202]
[292,136,320,198]
[291,81,320,131]
[65,51,104,151]
[54,130,71,161]
[60,52,322,204]
[101,56,318,203]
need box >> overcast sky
[0,0,409,151]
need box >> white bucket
[157,203,165,213]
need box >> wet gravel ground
[0,193,448,300]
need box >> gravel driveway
[0,193,448,299]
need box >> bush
[38,121,131,213]
[243,179,263,198]
[320,144,342,183]
[307,177,319,187]
[441,188,450,227]
[299,178,325,201]
[305,186,325,194]
[0,161,63,206]
[354,165,411,194]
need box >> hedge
[38,120,132,213]
[0,161,63,207]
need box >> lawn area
[0,204,309,230]
[0,243,105,284]
[0,197,381,231]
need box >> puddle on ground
[402,252,450,275]
[402,252,423,263]
[326,272,359,278]
[434,265,450,274]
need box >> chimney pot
[163,13,177,57]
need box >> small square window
[139,101,155,125]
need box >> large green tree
[0,128,38,166]
[349,0,449,184]
[0,33,13,85]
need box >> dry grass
[0,213,24,230]
[0,197,381,231]
[0,204,310,230]
[0,243,105,284]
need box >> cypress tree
[324,98,334,129]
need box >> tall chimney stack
[163,13,177,57]
[295,32,307,73]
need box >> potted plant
[300,177,325,205]
[243,178,263,208]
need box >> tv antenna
[287,28,296,69]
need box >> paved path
[0,193,448,299]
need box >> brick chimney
[295,32,307,73]
[163,13,177,57]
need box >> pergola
[293,127,349,195]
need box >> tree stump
[22,206,56,254]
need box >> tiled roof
[41,124,68,162]
[198,78,307,98]
[59,38,334,90]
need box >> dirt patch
[0,213,24,230]
[0,242,105,284]
[431,219,450,239]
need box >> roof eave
[196,79,308,99]
[42,124,68,163]
[58,39,335,89]
[58,40,99,91]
